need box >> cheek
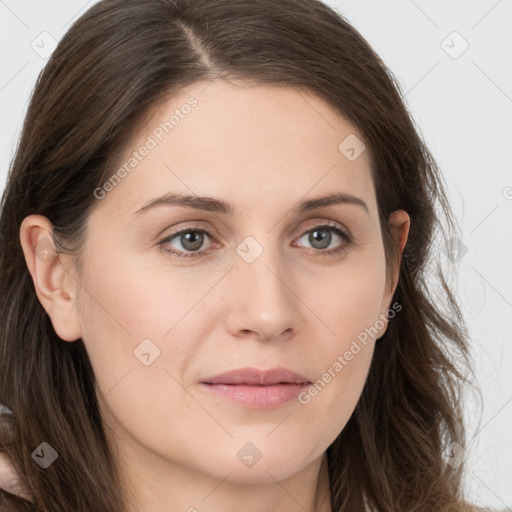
[309,252,388,346]
[294,252,387,429]
[76,241,204,349]
[74,252,207,467]
[73,246,190,402]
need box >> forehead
[94,79,376,220]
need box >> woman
[0,0,484,510]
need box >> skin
[0,452,32,501]
[17,78,409,511]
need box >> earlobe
[19,215,82,342]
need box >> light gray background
[0,1,510,509]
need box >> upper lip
[201,367,310,386]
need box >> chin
[208,444,317,485]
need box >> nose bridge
[227,232,298,338]
[238,233,289,303]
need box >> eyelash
[157,222,352,259]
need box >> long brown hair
[0,0,480,510]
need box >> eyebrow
[134,191,370,217]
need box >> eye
[294,222,352,257]
[158,226,214,258]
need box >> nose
[224,239,302,342]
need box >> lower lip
[199,383,308,408]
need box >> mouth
[199,367,311,408]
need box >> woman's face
[32,79,408,491]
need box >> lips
[201,367,310,386]
[200,367,311,408]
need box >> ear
[387,209,410,293]
[19,215,82,342]
[377,209,410,336]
